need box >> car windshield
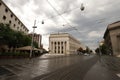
[0,0,120,80]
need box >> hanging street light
[80,3,85,11]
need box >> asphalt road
[32,55,98,80]
[0,54,120,80]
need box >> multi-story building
[49,33,82,54]
[104,21,120,56]
[0,0,29,34]
[29,33,42,48]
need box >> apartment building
[29,33,42,48]
[0,0,29,34]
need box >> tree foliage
[95,44,108,55]
[100,44,107,55]
[0,23,31,50]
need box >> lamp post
[30,20,37,59]
[29,20,44,59]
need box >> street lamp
[29,20,44,59]
[80,3,85,11]
[30,20,37,59]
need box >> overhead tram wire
[44,0,120,35]
[40,1,82,34]
[46,0,73,25]
[46,0,85,35]
[42,0,120,36]
[42,0,82,24]
[45,0,120,23]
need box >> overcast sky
[3,0,120,50]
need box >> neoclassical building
[49,33,82,54]
[0,0,29,34]
[104,21,120,56]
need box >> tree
[0,23,31,52]
[33,41,38,48]
[86,46,90,54]
[77,47,83,52]
[95,48,100,54]
[100,44,107,55]
[0,23,13,45]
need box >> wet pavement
[101,56,120,74]
[0,54,94,80]
[32,55,98,80]
[0,54,120,80]
[84,61,120,80]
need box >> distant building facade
[0,0,29,34]
[49,33,82,54]
[104,21,120,56]
[29,33,42,48]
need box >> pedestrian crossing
[0,62,51,80]
[0,63,29,80]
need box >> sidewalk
[84,61,120,80]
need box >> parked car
[84,53,89,56]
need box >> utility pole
[30,20,37,59]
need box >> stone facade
[49,33,82,54]
[104,21,120,56]
[0,0,29,34]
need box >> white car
[84,53,89,56]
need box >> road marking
[116,73,120,77]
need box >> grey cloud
[3,0,30,14]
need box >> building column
[65,41,66,54]
[50,42,53,53]
[49,41,51,54]
[60,41,61,54]
[63,41,66,54]
[53,42,55,54]
[56,42,58,54]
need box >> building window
[5,8,8,13]
[3,15,6,20]
[18,21,20,24]
[17,27,19,30]
[58,51,60,53]
[11,14,13,18]
[23,26,25,29]
[15,17,17,21]
[9,20,11,24]
[21,24,23,27]
[14,24,16,28]
[55,42,56,45]
[0,2,2,6]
